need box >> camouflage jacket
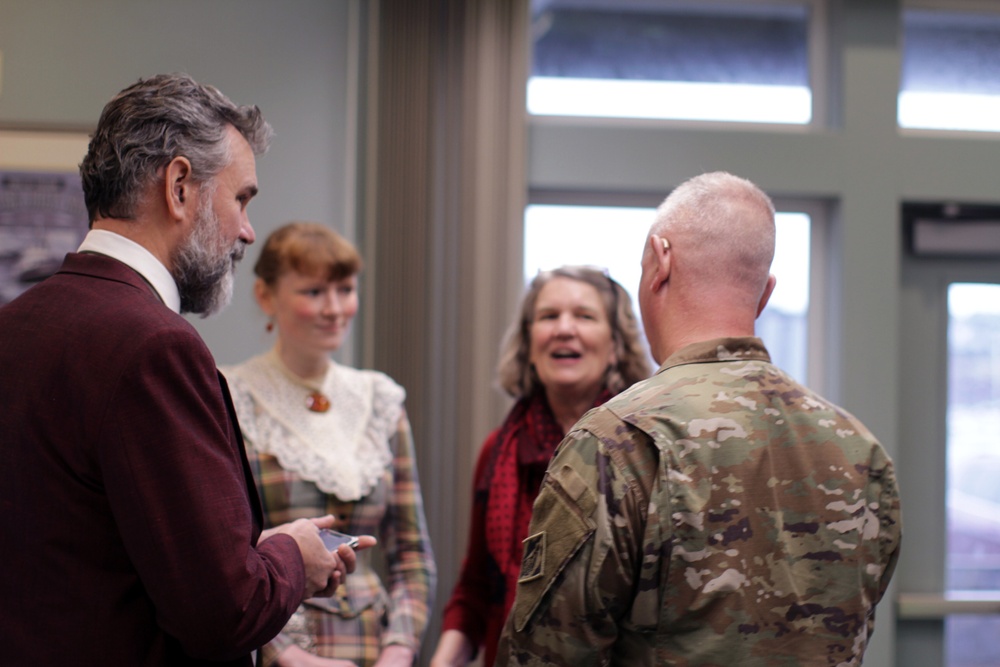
[494,337,902,667]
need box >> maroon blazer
[0,252,306,666]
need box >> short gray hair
[80,73,273,222]
[653,171,775,296]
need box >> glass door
[898,257,1000,667]
[945,283,1000,667]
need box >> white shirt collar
[77,229,182,313]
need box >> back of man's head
[653,171,775,308]
[79,73,273,224]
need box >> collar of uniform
[77,229,181,313]
[657,337,772,374]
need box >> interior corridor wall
[0,0,358,366]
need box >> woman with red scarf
[430,266,651,667]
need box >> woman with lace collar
[223,222,436,667]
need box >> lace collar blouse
[224,350,404,501]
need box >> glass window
[523,204,811,379]
[756,212,810,382]
[528,1,812,124]
[900,9,1000,132]
[945,282,1000,667]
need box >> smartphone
[319,528,360,550]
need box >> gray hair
[497,265,651,399]
[652,171,775,298]
[80,73,273,222]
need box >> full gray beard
[173,199,245,317]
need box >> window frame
[898,0,1000,136]
[524,190,830,389]
[527,0,829,130]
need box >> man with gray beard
[0,74,371,666]
[173,179,248,316]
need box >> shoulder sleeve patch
[512,469,597,632]
[518,531,546,583]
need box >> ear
[645,234,672,295]
[163,156,195,222]
[755,273,777,318]
[253,278,275,315]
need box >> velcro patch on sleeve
[512,469,597,632]
[519,531,546,583]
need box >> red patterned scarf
[480,389,611,599]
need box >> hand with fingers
[260,515,377,599]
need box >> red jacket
[0,253,305,665]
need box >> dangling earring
[266,318,275,333]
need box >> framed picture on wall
[0,130,90,305]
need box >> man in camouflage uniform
[494,172,902,666]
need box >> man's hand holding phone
[259,516,377,599]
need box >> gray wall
[0,0,357,365]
